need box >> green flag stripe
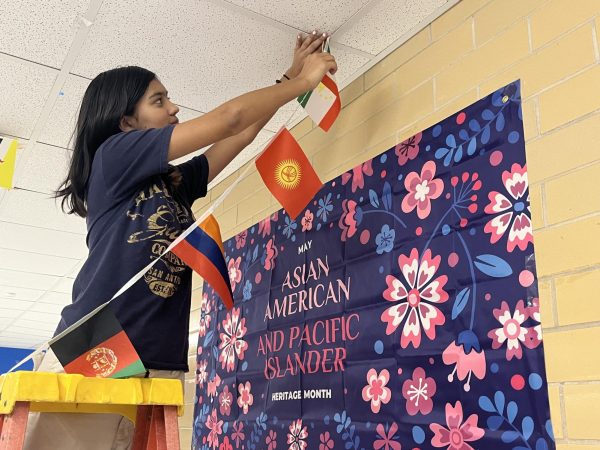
[111,359,146,379]
[297,89,312,107]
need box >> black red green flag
[49,304,145,378]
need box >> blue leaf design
[467,137,477,156]
[494,391,505,415]
[203,330,214,347]
[479,395,496,413]
[252,245,259,262]
[481,125,491,145]
[444,150,453,167]
[345,442,353,450]
[475,254,513,278]
[469,119,481,132]
[454,144,463,163]
[487,415,504,431]
[501,430,519,443]
[369,189,380,208]
[545,419,554,440]
[496,111,505,132]
[459,129,469,140]
[536,438,548,450]
[212,345,219,359]
[435,147,450,160]
[382,182,392,211]
[452,287,470,320]
[446,133,457,147]
[482,109,494,120]
[522,416,534,441]
[245,249,252,262]
[507,401,518,424]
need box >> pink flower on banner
[219,307,248,372]
[430,401,484,450]
[402,367,436,416]
[362,368,391,414]
[401,160,444,219]
[266,430,278,450]
[526,297,543,345]
[374,422,401,450]
[237,381,254,414]
[395,132,422,166]
[232,421,245,448]
[488,300,539,360]
[198,293,212,337]
[228,256,242,291]
[484,163,533,252]
[342,160,373,193]
[442,330,486,392]
[196,360,208,387]
[206,409,223,449]
[319,431,334,450]
[381,248,449,348]
[339,199,362,241]
[219,437,233,450]
[259,212,279,238]
[264,238,278,271]
[301,209,314,232]
[207,374,221,399]
[219,385,233,416]
[235,230,247,249]
[287,419,308,450]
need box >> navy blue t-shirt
[56,125,209,371]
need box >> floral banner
[193,80,555,450]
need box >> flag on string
[171,214,234,309]
[0,137,18,189]
[49,304,145,378]
[297,40,341,132]
[256,126,322,220]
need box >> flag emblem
[86,347,118,377]
[275,159,301,190]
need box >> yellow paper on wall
[0,138,18,189]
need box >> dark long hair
[55,66,180,218]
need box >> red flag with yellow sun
[255,127,322,220]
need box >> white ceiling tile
[0,285,45,302]
[49,277,75,295]
[39,291,72,306]
[14,142,71,194]
[335,0,450,54]
[0,248,80,277]
[0,269,62,291]
[328,43,372,85]
[0,338,39,349]
[12,310,58,324]
[30,301,66,315]
[65,259,85,279]
[0,308,23,318]
[0,222,87,259]
[0,54,57,139]
[0,190,86,235]
[12,319,57,332]
[0,0,88,68]
[38,75,90,149]
[71,0,299,112]
[224,0,371,34]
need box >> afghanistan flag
[171,214,234,309]
[297,41,341,132]
[49,304,145,378]
[256,126,323,220]
[0,137,18,189]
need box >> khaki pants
[23,349,184,450]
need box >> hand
[285,31,329,79]
[297,52,338,91]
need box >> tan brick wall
[181,1,600,447]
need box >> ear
[119,115,137,132]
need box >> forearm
[223,77,309,134]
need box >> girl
[24,31,337,449]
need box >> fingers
[299,31,318,51]
[309,33,328,54]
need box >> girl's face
[120,79,180,131]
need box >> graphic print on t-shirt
[126,180,193,299]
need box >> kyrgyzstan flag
[297,40,341,132]
[49,304,146,378]
[0,137,18,189]
[171,214,234,309]
[255,126,323,220]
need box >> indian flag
[297,41,341,132]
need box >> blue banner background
[193,80,555,450]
